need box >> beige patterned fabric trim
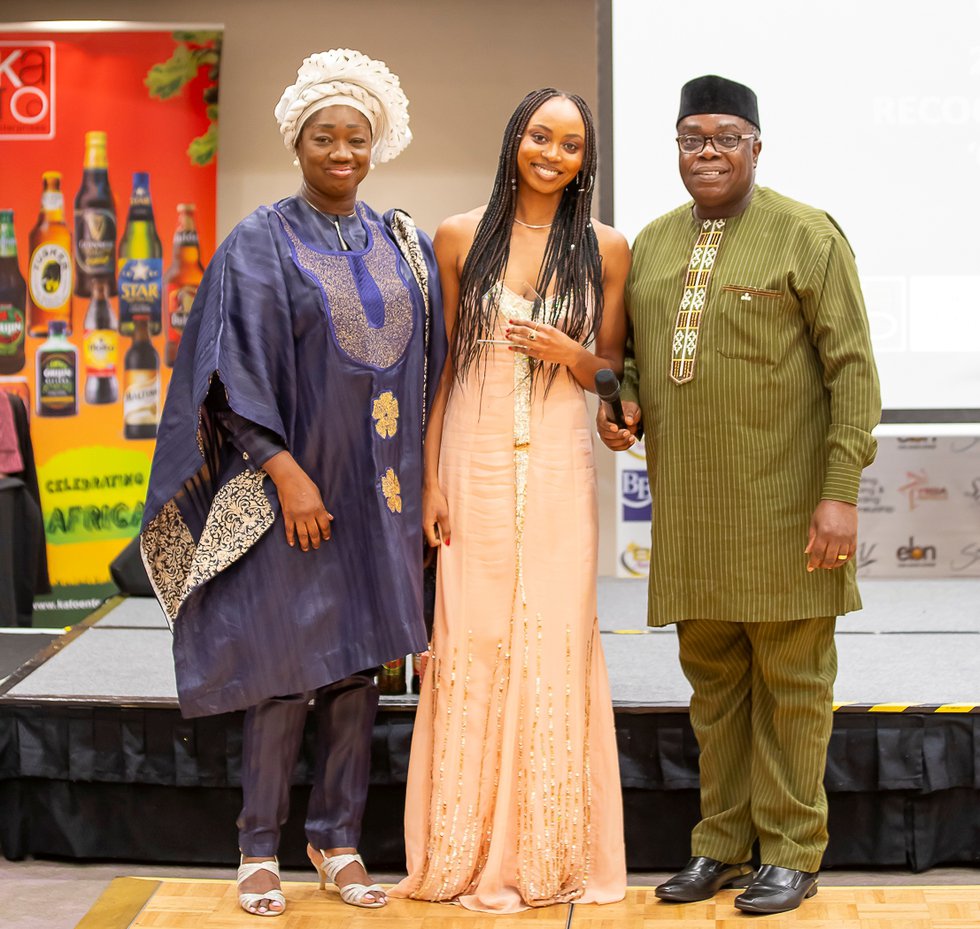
[389,210,432,432]
[140,469,274,623]
[670,218,726,384]
[140,499,196,623]
[184,469,275,593]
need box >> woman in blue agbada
[140,48,445,917]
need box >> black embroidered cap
[677,75,760,130]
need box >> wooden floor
[77,879,980,928]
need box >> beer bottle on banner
[74,130,117,298]
[123,316,159,439]
[28,172,73,337]
[83,278,119,404]
[378,657,407,695]
[117,173,162,336]
[35,320,77,417]
[0,210,27,375]
[164,203,204,367]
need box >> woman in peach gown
[391,89,631,912]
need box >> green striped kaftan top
[622,187,881,626]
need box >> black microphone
[594,368,627,429]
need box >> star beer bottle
[118,172,162,336]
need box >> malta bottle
[28,172,73,337]
[123,316,159,439]
[83,278,119,404]
[117,172,162,336]
[74,130,117,298]
[163,203,204,367]
[35,320,77,416]
[0,210,27,375]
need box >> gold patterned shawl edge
[140,468,275,624]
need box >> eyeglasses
[676,133,756,154]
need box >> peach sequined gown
[392,288,626,913]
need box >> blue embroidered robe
[140,197,445,717]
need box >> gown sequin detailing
[392,288,626,913]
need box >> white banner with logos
[615,436,980,578]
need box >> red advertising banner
[0,24,221,624]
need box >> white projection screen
[607,0,980,422]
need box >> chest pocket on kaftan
[713,283,803,367]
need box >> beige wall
[15,0,621,573]
[28,0,599,237]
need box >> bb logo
[620,468,651,521]
[896,536,937,567]
[0,41,55,140]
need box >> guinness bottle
[163,203,204,366]
[74,131,117,298]
[83,278,119,404]
[123,316,159,439]
[28,172,73,336]
[0,210,27,375]
[117,173,162,335]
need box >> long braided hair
[452,88,603,390]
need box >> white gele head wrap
[274,48,412,163]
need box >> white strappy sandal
[313,850,387,908]
[237,855,286,917]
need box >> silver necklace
[514,217,553,229]
[303,197,357,251]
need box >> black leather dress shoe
[734,864,819,914]
[655,856,754,903]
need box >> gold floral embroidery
[372,390,399,438]
[381,467,402,513]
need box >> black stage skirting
[2,701,978,871]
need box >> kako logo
[896,536,937,567]
[620,468,651,521]
[897,469,948,510]
[0,42,55,140]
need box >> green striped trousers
[677,616,837,873]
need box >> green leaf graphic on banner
[145,32,222,166]
[38,446,151,545]
[144,45,198,99]
[188,123,218,166]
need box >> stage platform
[2,579,978,872]
[76,878,980,929]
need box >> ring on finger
[528,330,536,341]
[836,553,848,561]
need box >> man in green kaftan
[599,75,881,915]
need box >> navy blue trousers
[237,671,378,856]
